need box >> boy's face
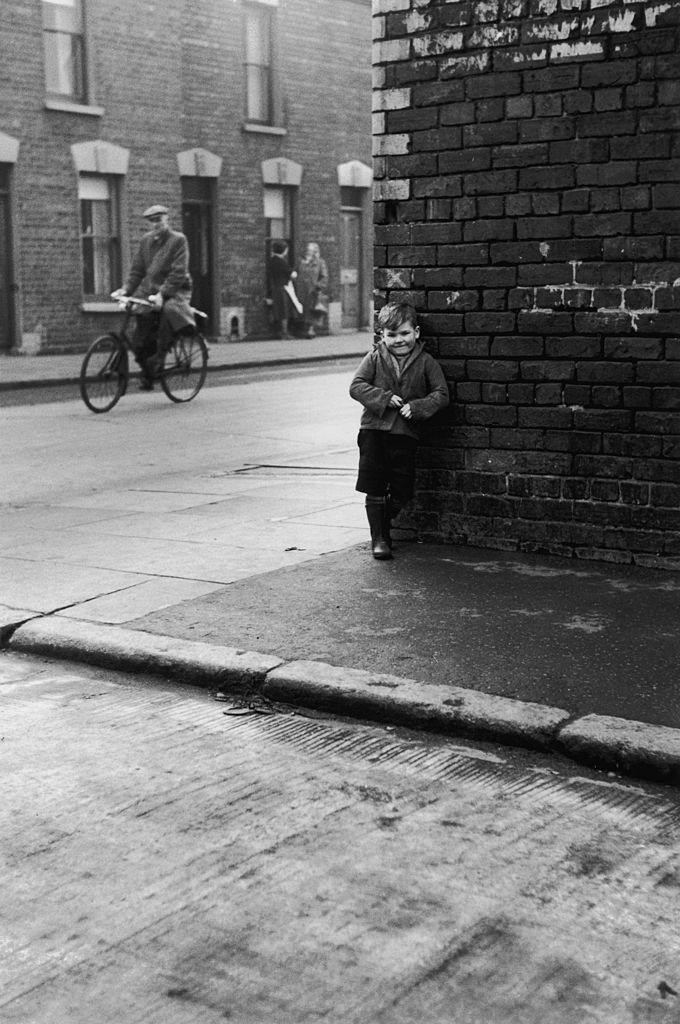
[382,319,419,357]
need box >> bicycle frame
[80,293,209,412]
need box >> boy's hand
[399,403,413,419]
[389,394,404,409]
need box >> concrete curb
[5,615,680,786]
[559,716,680,785]
[263,660,571,752]
[8,617,283,689]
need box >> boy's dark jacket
[350,339,449,439]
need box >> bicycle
[79,293,209,413]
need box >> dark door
[0,167,13,350]
[181,178,215,334]
[340,209,362,329]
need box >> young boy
[349,302,449,560]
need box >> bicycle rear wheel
[160,331,208,403]
[80,334,128,413]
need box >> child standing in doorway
[349,302,449,560]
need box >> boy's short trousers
[355,429,418,506]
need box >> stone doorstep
[5,613,680,787]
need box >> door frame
[0,148,21,352]
[339,205,362,330]
[181,178,219,337]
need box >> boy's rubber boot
[383,499,400,550]
[365,498,392,560]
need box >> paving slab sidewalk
[3,331,679,783]
[6,542,680,786]
[0,331,372,389]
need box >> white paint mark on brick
[524,262,678,333]
[373,38,410,63]
[536,0,558,14]
[539,242,550,258]
[442,52,490,75]
[405,10,431,32]
[474,0,500,23]
[413,31,464,56]
[374,179,410,201]
[560,0,585,10]
[372,88,411,112]
[528,17,579,41]
[645,3,672,27]
[384,268,411,288]
[509,47,548,64]
[468,24,519,46]
[373,133,410,156]
[608,9,636,31]
[551,40,603,59]
[374,0,410,13]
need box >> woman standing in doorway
[296,242,329,338]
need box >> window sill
[45,98,105,117]
[81,302,119,313]
[243,122,287,136]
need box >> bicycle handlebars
[110,290,207,320]
[110,291,156,312]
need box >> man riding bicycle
[113,204,195,390]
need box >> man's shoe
[138,377,154,391]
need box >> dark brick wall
[373,0,680,569]
[1,0,371,350]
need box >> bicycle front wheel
[80,334,128,413]
[160,332,208,403]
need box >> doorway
[340,206,362,330]
[0,166,14,350]
[181,178,216,335]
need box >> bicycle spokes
[80,335,127,413]
[160,333,208,403]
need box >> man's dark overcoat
[125,228,195,331]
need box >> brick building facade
[0,0,372,353]
[374,0,680,569]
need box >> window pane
[263,188,283,220]
[82,234,95,295]
[44,30,85,100]
[43,1,85,101]
[246,65,270,122]
[80,178,120,300]
[44,32,71,95]
[267,219,285,240]
[42,0,81,32]
[79,175,109,202]
[246,8,270,63]
[245,4,272,123]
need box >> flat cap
[142,204,169,218]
